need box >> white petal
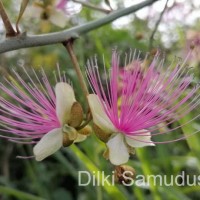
[24,5,43,18]
[87,94,116,133]
[49,10,68,27]
[33,128,63,161]
[125,130,155,148]
[74,134,87,143]
[107,134,129,165]
[55,82,76,125]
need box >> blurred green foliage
[0,0,200,199]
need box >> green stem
[136,149,161,200]
[0,186,45,200]
[0,0,158,53]
[96,185,103,200]
[70,145,127,200]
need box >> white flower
[25,0,68,28]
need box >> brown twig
[149,0,169,50]
[0,0,17,37]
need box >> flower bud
[78,125,92,136]
[135,32,144,40]
[68,102,84,128]
[62,124,78,147]
[114,165,136,185]
[93,124,111,142]
[103,148,109,160]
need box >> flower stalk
[63,40,90,114]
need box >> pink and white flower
[86,50,200,165]
[0,67,86,161]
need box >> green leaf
[179,113,200,162]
